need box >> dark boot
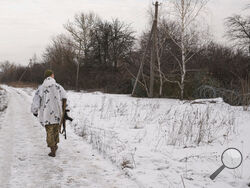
[55,145,58,151]
[48,146,56,157]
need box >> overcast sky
[0,0,249,65]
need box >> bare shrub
[7,82,38,88]
[155,103,236,147]
[239,75,250,111]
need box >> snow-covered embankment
[68,91,250,188]
[0,88,8,112]
[0,87,8,126]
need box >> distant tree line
[0,3,250,104]
[0,13,135,93]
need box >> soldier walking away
[31,70,67,157]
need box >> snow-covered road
[0,87,138,188]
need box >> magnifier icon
[210,148,243,180]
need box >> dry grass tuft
[8,82,38,88]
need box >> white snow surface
[66,90,250,188]
[1,86,250,188]
[0,86,138,188]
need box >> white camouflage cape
[31,77,67,126]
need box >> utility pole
[132,1,160,97]
[149,1,159,98]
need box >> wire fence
[194,85,250,106]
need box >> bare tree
[43,34,76,85]
[91,19,134,68]
[162,0,209,99]
[225,15,250,51]
[0,61,11,81]
[156,19,181,97]
[64,12,99,90]
[109,19,135,69]
[92,20,112,66]
[44,35,74,66]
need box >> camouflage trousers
[45,124,60,147]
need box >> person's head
[44,69,54,79]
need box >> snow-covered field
[67,91,250,188]
[1,86,250,188]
